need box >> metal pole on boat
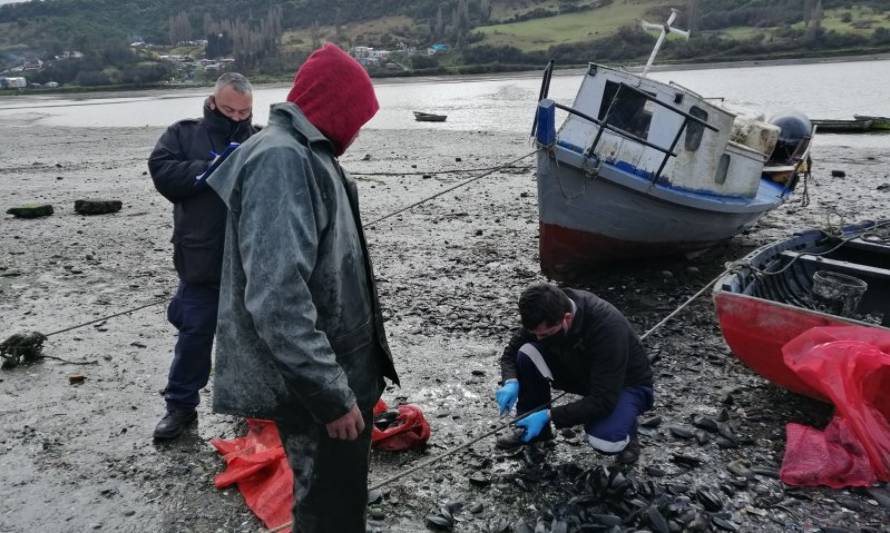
[641,9,690,77]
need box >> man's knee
[176,304,218,337]
[515,343,553,380]
[586,432,630,454]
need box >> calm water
[1,59,888,148]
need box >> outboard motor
[763,111,814,190]
[769,112,813,164]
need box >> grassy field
[282,15,417,51]
[718,6,890,41]
[475,0,666,51]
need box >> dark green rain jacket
[207,102,398,424]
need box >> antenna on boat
[640,8,690,77]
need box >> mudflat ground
[1,121,889,532]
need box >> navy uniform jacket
[148,100,256,285]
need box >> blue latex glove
[516,409,551,442]
[495,379,519,415]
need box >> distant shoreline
[2,51,889,98]
[372,51,890,85]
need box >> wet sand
[1,122,889,532]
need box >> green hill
[1,0,889,87]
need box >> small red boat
[713,220,890,400]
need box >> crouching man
[496,283,654,464]
[206,44,398,532]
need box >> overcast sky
[0,0,31,5]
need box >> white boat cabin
[557,64,780,199]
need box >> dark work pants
[279,406,374,533]
[515,343,654,452]
[164,281,219,412]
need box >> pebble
[831,170,846,178]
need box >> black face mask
[212,105,250,127]
[537,324,568,349]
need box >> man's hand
[325,404,365,440]
[495,379,519,416]
[516,409,551,442]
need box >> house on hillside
[350,46,394,66]
[54,50,84,60]
[0,77,28,89]
[427,43,450,56]
[23,58,43,70]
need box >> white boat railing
[535,70,717,185]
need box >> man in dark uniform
[148,73,258,441]
[496,283,654,464]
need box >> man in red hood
[206,44,399,532]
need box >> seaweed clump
[0,332,48,369]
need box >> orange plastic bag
[780,326,890,487]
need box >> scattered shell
[469,473,491,487]
[695,488,723,512]
[646,506,670,533]
[711,515,740,532]
[425,513,453,531]
[667,425,695,440]
[690,414,719,432]
[640,415,662,428]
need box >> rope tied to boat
[0,152,537,367]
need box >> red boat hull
[713,291,861,401]
[540,222,719,277]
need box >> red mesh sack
[371,401,432,452]
[780,326,890,487]
[211,419,292,532]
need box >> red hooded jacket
[286,44,379,156]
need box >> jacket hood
[285,44,379,156]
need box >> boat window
[685,106,709,151]
[715,154,731,184]
[598,81,652,140]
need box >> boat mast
[640,9,690,77]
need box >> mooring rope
[266,268,730,533]
[350,162,533,177]
[362,151,536,229]
[6,151,537,343]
